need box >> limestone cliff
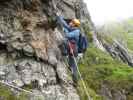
[0,0,94,100]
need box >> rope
[0,80,41,97]
[68,43,92,100]
[72,55,92,100]
[64,56,73,74]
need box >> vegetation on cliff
[0,0,133,100]
[77,18,133,100]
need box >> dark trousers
[68,55,78,82]
[59,40,78,82]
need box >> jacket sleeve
[57,16,71,31]
[65,29,80,39]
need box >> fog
[84,0,133,25]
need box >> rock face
[0,0,93,99]
[100,84,127,100]
[102,40,133,67]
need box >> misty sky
[84,0,133,25]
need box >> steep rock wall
[0,0,94,100]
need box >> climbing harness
[68,43,92,100]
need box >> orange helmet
[72,19,80,27]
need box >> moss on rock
[0,83,29,100]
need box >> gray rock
[23,44,34,56]
[35,49,49,61]
[47,49,58,66]
[16,60,31,71]
[100,84,127,100]
[0,0,91,99]
[54,28,64,43]
[112,90,126,100]
[29,90,45,100]
[12,79,24,87]
[42,64,56,85]
[21,69,32,85]
[0,53,8,65]
[11,42,24,50]
[0,65,9,74]
[56,62,72,85]
[60,85,79,100]
[103,40,133,67]
[0,71,5,76]
[32,73,47,87]
[100,84,112,100]
[29,61,42,73]
[6,65,18,81]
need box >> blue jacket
[57,16,80,43]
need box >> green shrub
[0,84,16,100]
[77,45,133,100]
[0,84,29,100]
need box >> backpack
[78,33,88,53]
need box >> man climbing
[57,15,81,83]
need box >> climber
[57,15,81,83]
